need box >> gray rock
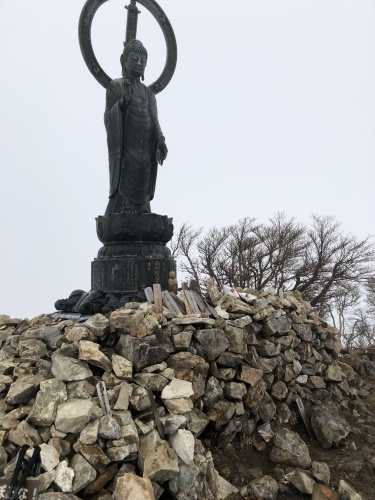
[173,331,193,350]
[224,325,247,355]
[84,314,110,337]
[246,475,279,500]
[270,428,311,468]
[112,473,154,500]
[271,381,288,400]
[116,331,175,371]
[171,317,216,326]
[167,352,209,401]
[185,409,210,437]
[338,480,362,500]
[55,399,94,433]
[164,397,194,414]
[310,404,350,448]
[257,340,281,357]
[98,415,122,440]
[257,357,278,373]
[286,468,315,494]
[28,379,67,426]
[52,355,92,382]
[160,414,187,435]
[66,326,97,342]
[207,401,236,429]
[112,354,133,380]
[79,418,99,444]
[262,315,292,336]
[194,328,230,360]
[114,382,133,410]
[8,421,42,447]
[292,324,313,341]
[133,372,169,391]
[243,379,267,414]
[202,376,223,409]
[78,340,112,372]
[70,453,97,493]
[223,382,247,400]
[34,470,57,494]
[129,385,151,411]
[216,352,243,367]
[324,362,343,382]
[5,375,41,405]
[67,380,96,400]
[143,440,179,482]
[312,461,330,485]
[75,442,110,471]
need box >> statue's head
[121,39,148,79]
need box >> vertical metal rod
[125,0,141,43]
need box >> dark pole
[125,0,141,43]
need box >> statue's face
[125,50,147,77]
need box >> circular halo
[78,0,177,94]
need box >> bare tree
[172,214,375,345]
[293,215,374,312]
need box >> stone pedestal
[91,213,176,293]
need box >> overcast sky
[1,0,374,319]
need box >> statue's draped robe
[104,77,164,213]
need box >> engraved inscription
[111,261,139,290]
[92,261,105,290]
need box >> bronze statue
[104,40,168,214]
[77,0,178,295]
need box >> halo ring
[78,0,177,93]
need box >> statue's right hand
[124,79,135,104]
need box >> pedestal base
[91,213,176,294]
[92,255,175,293]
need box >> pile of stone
[0,286,365,499]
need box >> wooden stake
[153,284,163,314]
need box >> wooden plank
[170,292,187,315]
[203,298,219,318]
[185,291,200,313]
[190,290,210,313]
[144,287,154,304]
[189,280,199,292]
[153,284,163,314]
[181,290,194,315]
[162,291,181,315]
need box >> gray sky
[1,0,374,319]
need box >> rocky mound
[0,287,371,499]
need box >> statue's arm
[105,81,122,118]
[149,90,168,165]
[149,91,164,140]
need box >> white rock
[217,474,239,499]
[338,480,362,500]
[53,460,74,493]
[40,444,60,472]
[161,378,194,400]
[169,429,195,465]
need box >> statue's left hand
[156,138,168,165]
